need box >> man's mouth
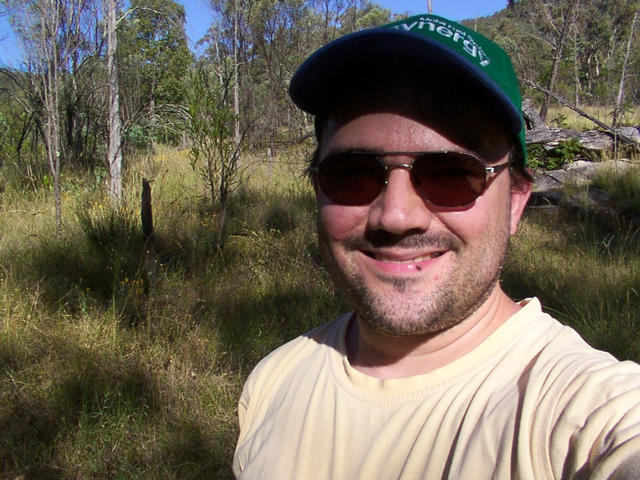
[368,251,445,263]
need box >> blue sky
[183,0,509,48]
[381,0,509,19]
[2,0,508,67]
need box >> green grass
[503,207,640,361]
[590,162,640,214]
[1,146,639,478]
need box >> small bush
[527,138,583,170]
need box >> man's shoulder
[512,298,623,368]
[243,313,351,386]
[510,299,640,406]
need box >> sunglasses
[311,150,512,208]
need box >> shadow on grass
[2,185,319,319]
[0,336,158,478]
[210,279,348,370]
[153,421,236,479]
[0,186,325,478]
[0,331,238,479]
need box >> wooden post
[141,178,156,297]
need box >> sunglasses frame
[310,150,512,208]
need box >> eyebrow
[322,147,485,160]
[322,146,383,156]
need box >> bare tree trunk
[39,2,63,231]
[106,0,123,203]
[573,28,581,108]
[612,9,639,128]
[217,177,228,251]
[539,0,579,122]
[233,0,241,147]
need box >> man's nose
[366,168,434,235]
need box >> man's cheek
[319,205,365,241]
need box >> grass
[503,207,640,361]
[1,145,639,478]
[590,162,640,214]
[546,105,640,131]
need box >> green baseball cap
[289,14,526,164]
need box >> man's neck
[346,286,521,379]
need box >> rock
[615,127,640,144]
[536,160,635,192]
[530,159,639,227]
[522,98,547,131]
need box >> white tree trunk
[106,0,123,202]
[233,0,241,147]
[39,0,63,231]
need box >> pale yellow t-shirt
[234,299,640,479]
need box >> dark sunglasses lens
[412,153,486,207]
[318,154,385,205]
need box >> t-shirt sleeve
[608,454,640,479]
[546,358,640,478]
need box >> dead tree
[106,0,123,203]
[538,0,580,122]
[612,9,639,128]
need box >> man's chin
[355,311,460,338]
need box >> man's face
[315,105,530,337]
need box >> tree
[477,0,640,114]
[117,0,192,145]
[4,0,100,229]
[0,69,41,177]
[612,8,639,127]
[187,66,244,251]
[536,0,580,122]
[203,0,391,146]
[106,0,123,202]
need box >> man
[233,14,640,479]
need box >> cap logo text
[393,17,491,67]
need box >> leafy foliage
[118,0,193,145]
[526,137,584,170]
[187,66,243,250]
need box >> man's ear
[509,178,532,235]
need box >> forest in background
[1,0,639,218]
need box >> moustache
[342,229,462,251]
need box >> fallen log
[526,127,614,151]
[522,81,640,151]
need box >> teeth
[375,252,442,263]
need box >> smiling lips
[371,252,444,263]
[362,250,446,274]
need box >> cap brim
[289,28,523,136]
